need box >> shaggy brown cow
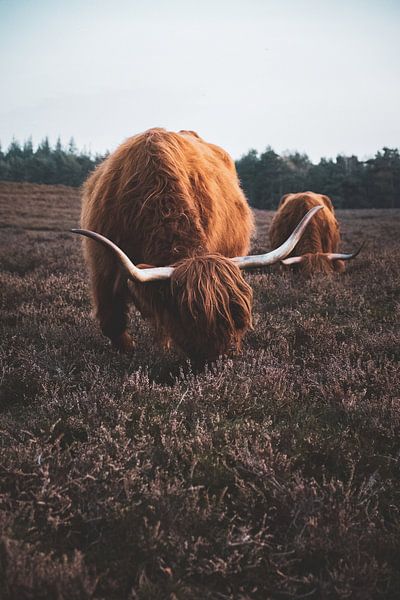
[73,129,321,361]
[269,192,361,276]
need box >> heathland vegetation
[1,181,399,598]
[1,137,400,209]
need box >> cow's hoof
[112,332,135,353]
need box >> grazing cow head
[163,254,253,361]
[270,192,362,276]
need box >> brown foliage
[1,182,400,599]
[80,129,254,359]
[270,191,344,274]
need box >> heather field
[1,181,400,600]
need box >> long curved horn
[71,205,323,282]
[232,205,324,269]
[71,229,174,282]
[281,241,365,265]
[326,241,365,261]
[281,255,305,265]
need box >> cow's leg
[93,273,133,352]
[85,243,134,352]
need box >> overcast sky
[0,0,399,162]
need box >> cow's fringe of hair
[286,254,345,277]
[170,255,253,360]
[130,254,253,362]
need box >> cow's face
[284,253,346,276]
[126,255,253,362]
[167,255,253,362]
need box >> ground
[0,181,399,600]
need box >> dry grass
[1,181,399,599]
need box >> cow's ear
[277,194,291,209]
[321,195,334,212]
[179,130,200,139]
[137,263,156,269]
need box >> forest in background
[236,146,400,209]
[1,137,399,208]
[0,137,104,189]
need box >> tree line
[0,137,105,188]
[235,147,400,209]
[1,137,399,208]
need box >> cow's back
[269,192,340,256]
[81,128,253,266]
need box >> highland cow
[269,192,362,276]
[73,129,321,361]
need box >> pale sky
[0,0,399,162]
